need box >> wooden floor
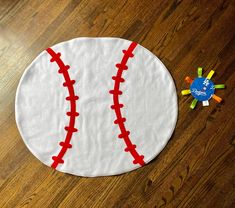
[0,0,235,207]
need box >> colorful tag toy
[181,67,225,109]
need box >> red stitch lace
[109,42,145,166]
[46,48,79,169]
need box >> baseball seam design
[46,48,79,169]
[109,42,145,166]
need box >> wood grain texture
[0,0,235,207]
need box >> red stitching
[46,48,79,169]
[109,42,145,166]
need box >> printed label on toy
[190,77,215,101]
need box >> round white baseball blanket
[15,38,178,177]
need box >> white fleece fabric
[15,37,178,177]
